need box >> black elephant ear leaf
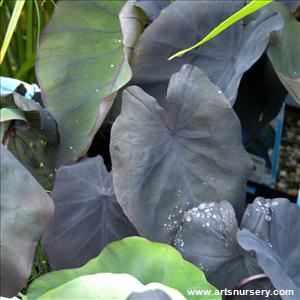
[0,145,54,297]
[42,156,138,270]
[110,64,252,244]
[131,0,283,104]
[134,0,171,21]
[173,201,261,290]
[238,198,300,299]
[267,2,300,105]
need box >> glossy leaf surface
[110,64,252,243]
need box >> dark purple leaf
[238,198,300,300]
[110,64,252,244]
[0,145,54,297]
[42,156,138,270]
[131,0,283,104]
[174,201,261,290]
[174,197,299,297]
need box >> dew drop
[96,89,99,92]
[199,203,206,210]
[265,215,272,222]
[39,162,44,168]
[272,201,279,206]
[186,216,192,222]
[110,64,114,68]
[224,242,229,249]
[192,207,198,212]
[218,90,222,94]
[69,146,73,150]
[206,222,210,227]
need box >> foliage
[174,197,300,298]
[34,273,187,300]
[26,237,220,300]
[168,0,274,60]
[110,64,252,243]
[42,156,137,270]
[36,0,144,166]
[0,145,54,297]
[1,0,300,299]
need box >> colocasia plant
[0,1,299,299]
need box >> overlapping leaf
[0,85,58,189]
[36,0,144,166]
[27,237,219,300]
[36,273,187,300]
[0,145,54,297]
[238,198,300,300]
[110,64,252,244]
[42,156,138,270]
[130,0,283,104]
[174,197,298,297]
[174,201,262,290]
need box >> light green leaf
[27,237,220,300]
[35,273,186,300]
[168,0,273,60]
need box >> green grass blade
[0,0,25,64]
[168,0,273,60]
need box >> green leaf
[267,2,300,105]
[168,0,273,60]
[0,107,27,123]
[0,145,54,297]
[35,273,186,300]
[36,1,140,166]
[27,237,220,300]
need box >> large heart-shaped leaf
[238,198,300,299]
[36,0,141,166]
[267,2,300,105]
[0,145,54,297]
[110,64,252,244]
[42,156,138,270]
[27,237,220,300]
[35,273,186,300]
[174,201,261,290]
[130,0,283,104]
[173,197,298,296]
